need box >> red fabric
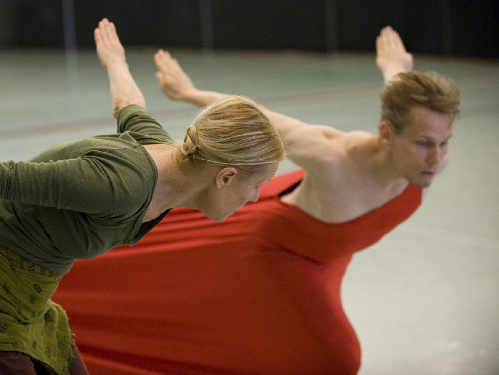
[53,169,422,375]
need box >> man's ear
[379,120,393,146]
[215,167,238,189]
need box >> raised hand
[154,49,196,101]
[94,18,126,68]
[376,26,413,83]
[94,18,145,117]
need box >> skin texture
[152,25,455,224]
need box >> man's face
[389,106,454,188]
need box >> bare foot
[94,18,126,68]
[154,49,195,101]
[376,26,413,83]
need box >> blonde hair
[180,95,284,174]
[380,71,460,133]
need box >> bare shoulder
[283,123,377,178]
[282,124,346,167]
[288,124,345,143]
[344,130,374,143]
[307,129,376,177]
[316,129,374,162]
[317,125,345,139]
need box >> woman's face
[202,163,279,222]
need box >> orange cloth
[54,169,422,375]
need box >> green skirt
[0,247,74,375]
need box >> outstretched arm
[94,18,145,118]
[154,49,222,107]
[376,26,413,84]
[154,50,343,169]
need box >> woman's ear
[215,167,238,189]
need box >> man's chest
[281,174,408,224]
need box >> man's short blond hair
[380,71,460,132]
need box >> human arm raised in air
[94,18,146,119]
[153,49,345,170]
[95,19,173,141]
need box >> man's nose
[427,146,443,166]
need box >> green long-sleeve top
[0,105,174,274]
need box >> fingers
[94,18,122,47]
[375,24,413,76]
[94,19,107,48]
[380,26,393,50]
[154,49,180,76]
[154,51,168,84]
[155,49,171,70]
[104,19,121,45]
[375,35,382,55]
[154,50,164,69]
[378,25,407,53]
[391,29,406,52]
[384,26,398,50]
[93,27,100,44]
[376,26,389,53]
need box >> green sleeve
[117,104,174,143]
[0,150,148,215]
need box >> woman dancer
[54,26,460,374]
[0,19,283,375]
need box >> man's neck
[355,136,408,192]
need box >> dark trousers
[0,345,89,375]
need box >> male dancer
[154,26,459,221]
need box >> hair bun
[182,125,200,157]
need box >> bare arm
[153,26,413,168]
[94,18,146,119]
[154,50,343,169]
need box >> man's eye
[416,141,430,147]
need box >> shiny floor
[1,47,498,374]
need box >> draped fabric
[53,169,422,375]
